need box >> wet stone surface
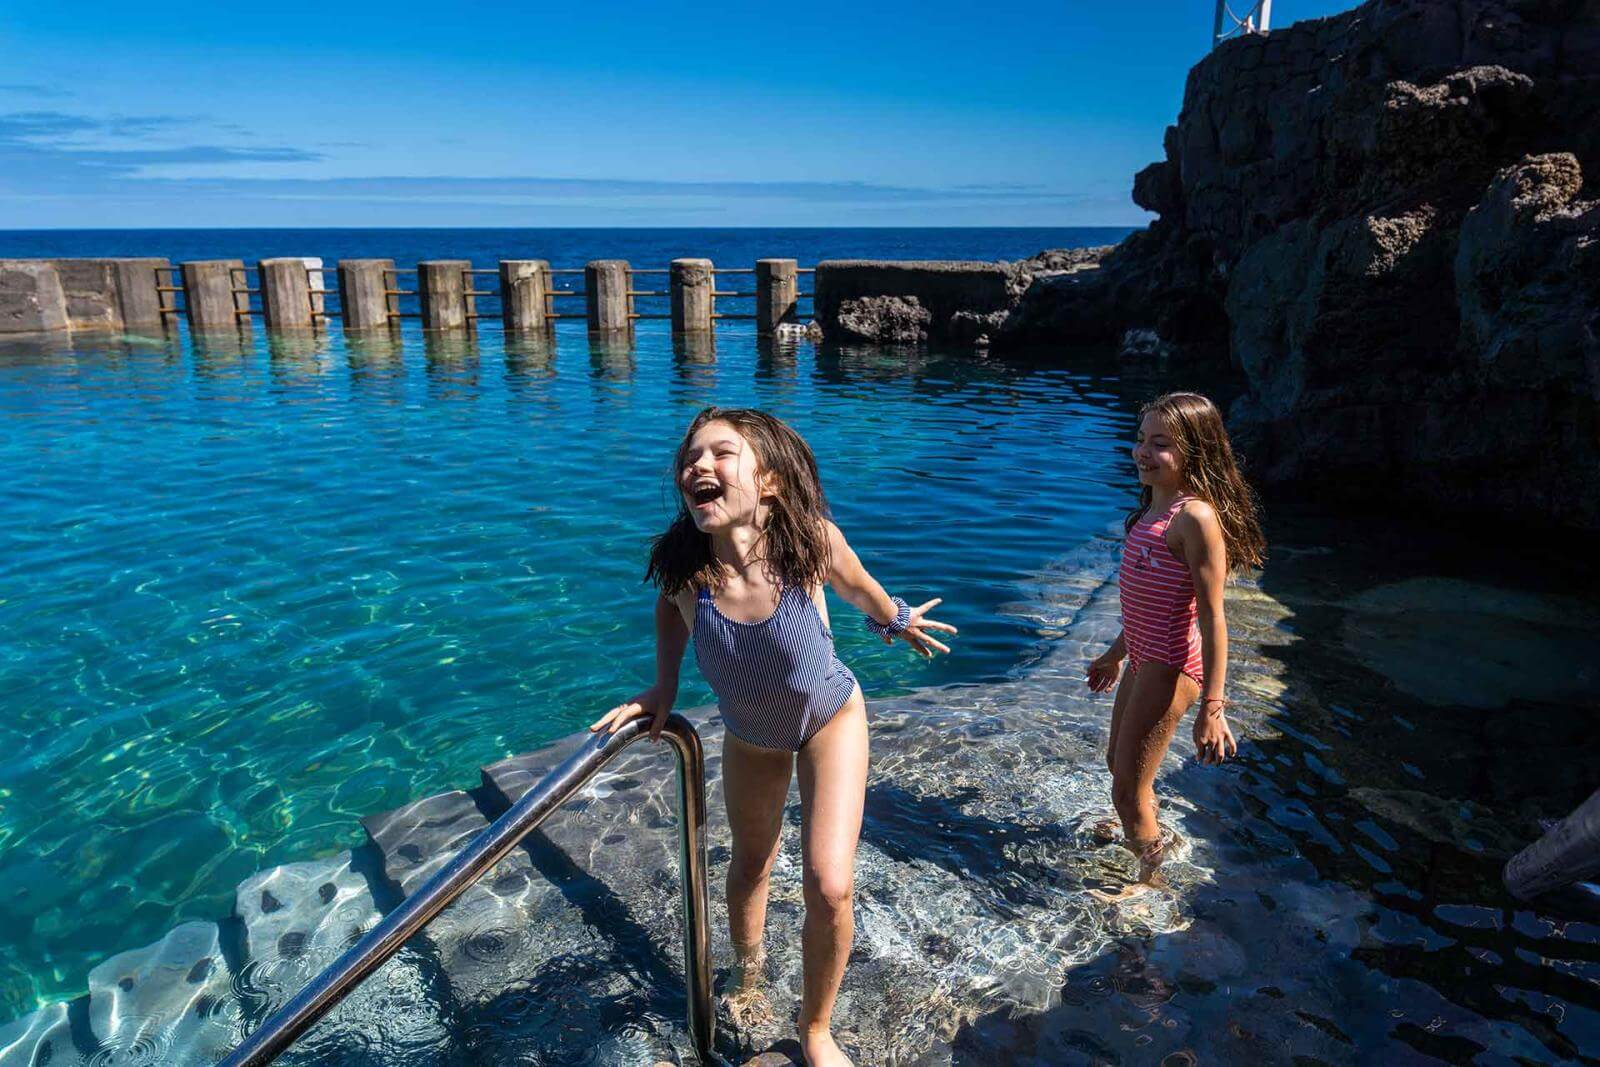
[84,920,238,1065]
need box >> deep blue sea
[0,227,1145,1018]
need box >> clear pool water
[0,313,1158,1020]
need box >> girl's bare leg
[722,732,795,1023]
[1105,661,1138,776]
[1090,667,1139,843]
[1109,662,1199,881]
[795,691,869,1067]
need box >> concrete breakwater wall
[0,256,819,338]
[0,255,1034,347]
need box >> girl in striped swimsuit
[1087,392,1265,886]
[591,407,955,1067]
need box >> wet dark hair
[1127,392,1266,572]
[646,407,833,596]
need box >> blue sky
[1,1,1355,228]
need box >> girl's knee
[728,848,778,890]
[801,868,854,916]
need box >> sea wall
[1000,0,1600,531]
[0,257,173,334]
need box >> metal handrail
[219,714,714,1065]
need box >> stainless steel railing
[219,714,714,1065]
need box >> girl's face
[1133,412,1184,490]
[680,420,768,532]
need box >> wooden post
[756,258,798,335]
[109,258,170,330]
[181,259,248,330]
[419,259,472,331]
[338,259,395,330]
[670,258,714,334]
[500,259,550,331]
[258,258,315,330]
[585,259,630,332]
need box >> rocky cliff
[1003,0,1600,531]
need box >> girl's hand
[1086,650,1123,692]
[888,598,957,658]
[589,684,675,742]
[1192,702,1237,765]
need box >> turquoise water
[0,318,1153,1019]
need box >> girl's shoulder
[1168,497,1221,539]
[669,586,701,625]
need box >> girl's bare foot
[721,984,775,1028]
[720,946,774,1028]
[800,1026,853,1067]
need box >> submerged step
[0,1000,74,1067]
[480,737,696,956]
[360,786,682,1062]
[231,852,454,1064]
[85,920,238,1065]
[360,790,615,1010]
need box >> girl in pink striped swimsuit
[1087,393,1265,885]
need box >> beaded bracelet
[1201,697,1229,717]
[865,596,912,637]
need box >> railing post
[756,258,798,335]
[585,259,630,332]
[500,259,551,332]
[338,259,396,331]
[258,258,315,330]
[181,259,248,330]
[419,259,472,331]
[670,257,714,334]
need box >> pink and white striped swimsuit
[1119,495,1204,685]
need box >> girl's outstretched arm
[1175,502,1237,764]
[824,521,957,658]
[589,594,690,741]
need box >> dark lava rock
[835,295,934,344]
[1001,0,1600,531]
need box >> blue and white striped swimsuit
[693,584,859,751]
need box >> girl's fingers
[920,635,951,654]
[607,702,641,733]
[919,618,958,634]
[914,598,943,614]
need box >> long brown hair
[647,407,833,596]
[1126,392,1266,572]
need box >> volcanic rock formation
[1000,0,1600,530]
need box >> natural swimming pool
[1,311,1596,1063]
[0,313,1164,1018]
